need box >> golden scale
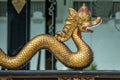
[0,0,120,80]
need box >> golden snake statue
[0,4,102,69]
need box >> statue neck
[72,28,90,51]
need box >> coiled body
[0,28,92,69]
[0,7,102,69]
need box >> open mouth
[86,19,102,32]
[86,28,94,32]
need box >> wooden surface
[0,70,120,78]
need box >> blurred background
[0,0,120,70]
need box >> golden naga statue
[0,4,102,69]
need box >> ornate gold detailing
[0,77,12,80]
[12,0,26,14]
[0,4,102,69]
[58,77,95,80]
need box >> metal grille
[0,2,7,16]
[31,1,45,17]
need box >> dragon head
[77,3,102,33]
[55,4,102,42]
[78,17,102,33]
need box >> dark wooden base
[0,70,120,80]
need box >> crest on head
[78,3,91,21]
